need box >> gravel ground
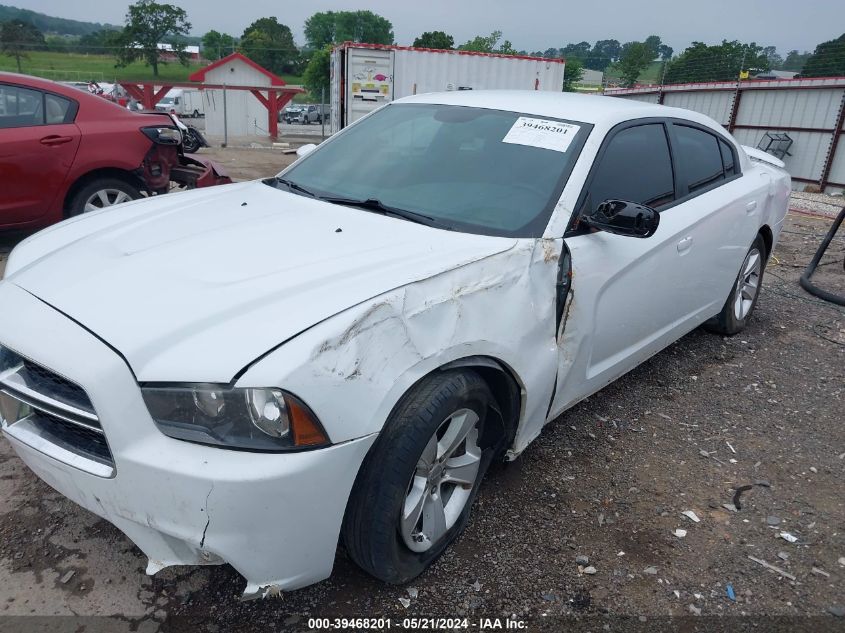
[0,161,843,631]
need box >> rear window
[674,124,726,194]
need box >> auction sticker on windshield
[502,117,581,153]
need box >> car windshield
[277,103,591,237]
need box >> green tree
[0,20,45,72]
[617,41,653,87]
[114,0,191,77]
[77,29,121,55]
[413,30,453,49]
[643,35,662,59]
[664,40,770,84]
[239,18,296,74]
[562,58,584,92]
[657,44,673,61]
[782,49,811,72]
[761,45,783,69]
[201,29,235,60]
[802,33,845,78]
[303,45,331,98]
[459,31,502,53]
[304,11,393,49]
[584,39,621,70]
[561,41,591,61]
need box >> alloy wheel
[83,188,133,212]
[400,409,482,553]
[733,246,762,320]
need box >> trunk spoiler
[742,145,786,169]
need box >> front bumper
[0,282,375,595]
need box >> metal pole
[321,87,326,141]
[222,83,228,148]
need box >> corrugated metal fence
[605,78,845,193]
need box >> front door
[551,120,706,415]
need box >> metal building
[189,53,298,139]
[606,77,845,193]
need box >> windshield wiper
[271,177,319,198]
[268,179,446,229]
[320,196,444,228]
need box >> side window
[45,93,72,125]
[0,85,45,129]
[719,138,736,176]
[674,125,726,194]
[588,123,675,209]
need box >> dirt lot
[0,153,843,631]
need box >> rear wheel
[343,370,494,584]
[67,178,141,217]
[704,234,767,335]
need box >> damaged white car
[0,91,790,596]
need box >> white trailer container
[330,43,565,134]
[181,89,207,118]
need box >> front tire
[704,234,767,335]
[67,178,141,217]
[343,370,494,584]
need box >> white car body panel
[0,91,791,594]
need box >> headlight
[141,385,329,451]
[141,126,182,145]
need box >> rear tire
[343,370,494,584]
[704,234,767,335]
[67,178,141,217]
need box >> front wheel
[704,234,767,335]
[343,370,494,584]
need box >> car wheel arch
[758,224,773,260]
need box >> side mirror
[582,199,660,238]
[296,143,317,158]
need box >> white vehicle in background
[0,91,789,597]
[155,89,205,118]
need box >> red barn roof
[189,52,286,86]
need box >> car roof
[394,90,723,131]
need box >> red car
[0,72,230,231]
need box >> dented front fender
[238,238,563,454]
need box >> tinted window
[45,93,71,124]
[674,125,725,193]
[719,138,736,175]
[588,123,674,209]
[0,85,44,128]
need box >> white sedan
[0,91,790,597]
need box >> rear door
[551,120,710,415]
[0,84,80,226]
[665,122,765,313]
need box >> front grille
[0,344,113,476]
[29,412,112,466]
[20,359,95,415]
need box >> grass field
[0,50,303,85]
[604,60,666,84]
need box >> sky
[18,0,845,55]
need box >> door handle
[677,236,693,253]
[746,200,758,213]
[40,135,73,146]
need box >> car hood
[9,181,516,382]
